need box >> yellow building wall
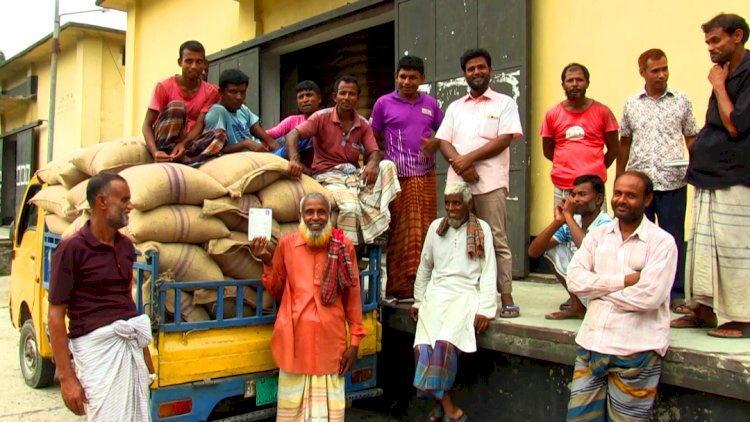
[98,38,126,143]
[258,0,350,33]
[529,0,750,235]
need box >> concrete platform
[384,279,750,403]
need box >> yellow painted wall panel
[99,39,126,142]
[259,0,351,33]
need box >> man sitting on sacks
[285,75,401,245]
[48,173,154,420]
[250,192,365,422]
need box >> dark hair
[218,69,249,91]
[638,48,667,71]
[616,171,654,197]
[573,174,605,197]
[296,80,320,94]
[86,172,126,208]
[333,75,360,94]
[178,40,205,60]
[398,55,425,74]
[460,48,492,71]
[702,13,749,44]
[561,63,590,83]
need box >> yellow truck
[8,176,383,421]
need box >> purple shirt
[371,91,444,177]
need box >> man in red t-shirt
[540,63,619,211]
[142,40,225,165]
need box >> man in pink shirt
[141,40,225,165]
[434,48,524,318]
[566,171,677,421]
[541,63,619,210]
[266,80,322,165]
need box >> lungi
[153,100,227,165]
[567,348,661,422]
[686,185,750,322]
[314,161,401,245]
[69,314,152,422]
[276,370,346,422]
[413,341,459,400]
[386,171,437,299]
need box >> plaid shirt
[619,87,699,191]
[567,218,677,357]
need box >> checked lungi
[567,347,661,422]
[276,370,346,422]
[386,170,437,299]
[413,340,459,400]
[153,100,227,165]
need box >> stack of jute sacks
[32,138,335,323]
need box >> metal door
[396,0,530,276]
[208,48,261,114]
[15,129,36,214]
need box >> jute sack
[205,299,256,320]
[257,175,334,223]
[125,205,230,244]
[65,179,90,211]
[276,222,299,241]
[199,152,288,193]
[138,273,211,323]
[61,212,90,239]
[193,280,274,312]
[120,163,227,211]
[202,194,261,231]
[72,136,152,176]
[30,186,77,221]
[45,214,70,235]
[35,148,84,185]
[206,231,263,279]
[57,163,89,189]
[136,241,223,286]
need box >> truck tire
[19,320,56,388]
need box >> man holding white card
[432,48,524,318]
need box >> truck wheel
[19,320,56,388]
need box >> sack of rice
[257,175,333,223]
[57,163,89,189]
[136,241,223,286]
[125,205,230,243]
[199,152,288,193]
[30,186,77,221]
[276,222,299,240]
[165,289,211,322]
[61,212,90,239]
[205,299,256,319]
[72,136,152,175]
[45,214,70,235]
[193,280,274,312]
[35,148,83,184]
[206,231,263,279]
[120,163,227,211]
[202,194,261,231]
[65,179,90,211]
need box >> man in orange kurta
[251,192,366,422]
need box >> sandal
[428,405,444,422]
[545,309,585,320]
[707,322,750,339]
[443,411,468,422]
[559,298,573,311]
[670,301,692,315]
[498,304,520,319]
[670,315,717,329]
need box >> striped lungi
[153,100,227,165]
[686,185,750,322]
[314,161,401,245]
[386,171,437,299]
[276,370,345,422]
[413,340,459,400]
[567,347,661,422]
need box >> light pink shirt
[567,217,677,357]
[435,88,523,195]
[266,114,307,139]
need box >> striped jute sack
[124,205,230,244]
[257,175,334,223]
[72,136,152,176]
[30,185,78,221]
[136,241,224,288]
[137,274,211,323]
[198,152,289,196]
[193,279,274,312]
[57,163,89,189]
[201,194,262,231]
[35,148,84,185]
[120,163,227,211]
[205,231,263,279]
[45,214,70,235]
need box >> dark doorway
[1,137,17,225]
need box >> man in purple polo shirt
[371,55,444,299]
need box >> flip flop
[559,298,573,311]
[498,304,520,319]
[670,315,717,329]
[707,323,750,339]
[428,405,444,422]
[443,411,468,422]
[545,310,585,320]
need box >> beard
[447,217,467,228]
[565,87,587,101]
[298,220,333,248]
[467,77,490,92]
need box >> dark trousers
[645,186,687,300]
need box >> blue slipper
[498,304,520,318]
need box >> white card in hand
[248,208,273,240]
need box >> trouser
[645,186,686,301]
[472,188,512,294]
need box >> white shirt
[413,218,497,353]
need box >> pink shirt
[266,114,307,139]
[567,218,677,357]
[295,107,379,175]
[540,101,619,189]
[435,88,523,195]
[148,76,219,133]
